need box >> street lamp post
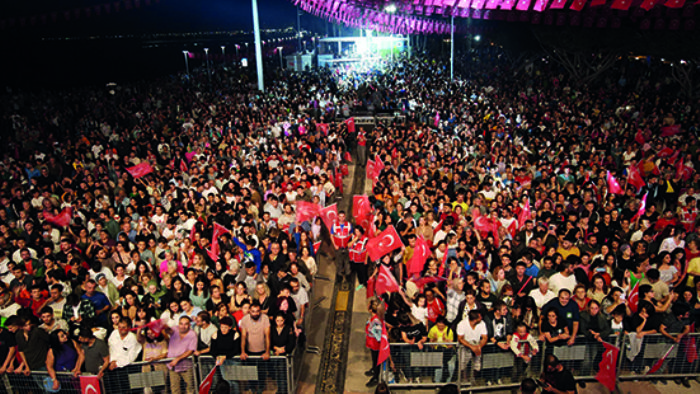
[450,16,454,81]
[204,48,210,80]
[277,46,284,69]
[221,46,225,62]
[252,0,265,91]
[235,44,240,59]
[182,50,190,76]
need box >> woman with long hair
[46,330,83,391]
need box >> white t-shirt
[548,273,577,294]
[529,288,557,309]
[456,319,487,344]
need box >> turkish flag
[516,0,532,9]
[375,264,400,295]
[631,193,648,223]
[44,207,73,227]
[629,281,640,313]
[607,171,623,195]
[473,216,495,234]
[126,162,154,178]
[313,241,322,255]
[684,323,698,363]
[595,342,619,392]
[366,276,376,298]
[407,237,431,275]
[80,375,101,394]
[320,203,339,229]
[317,123,330,135]
[344,152,353,163]
[199,365,217,394]
[661,124,682,136]
[353,195,372,219]
[356,214,373,233]
[676,158,695,181]
[344,117,356,133]
[366,160,377,180]
[517,198,531,228]
[374,155,385,174]
[377,322,390,366]
[657,147,674,158]
[648,345,675,374]
[367,226,404,262]
[211,222,230,258]
[627,167,646,191]
[635,129,646,145]
[296,201,321,224]
[611,0,632,8]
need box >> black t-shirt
[400,323,428,342]
[541,318,568,346]
[0,329,16,364]
[543,368,577,394]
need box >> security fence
[381,333,700,391]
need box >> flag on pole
[627,167,646,191]
[595,342,620,391]
[631,193,648,222]
[629,281,640,313]
[199,365,217,394]
[377,322,390,365]
[647,345,676,374]
[517,198,531,229]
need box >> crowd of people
[359,51,700,389]
[0,41,699,394]
[0,56,364,393]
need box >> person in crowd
[45,329,83,391]
[457,310,487,384]
[15,317,50,377]
[541,355,576,394]
[165,316,198,394]
[511,322,539,381]
[38,306,69,334]
[240,300,270,394]
[77,328,111,378]
[105,317,142,393]
[136,325,170,394]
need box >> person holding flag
[349,227,370,291]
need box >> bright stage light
[474,35,481,42]
[384,3,397,13]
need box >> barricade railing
[618,332,700,380]
[4,370,93,394]
[198,354,293,394]
[102,356,197,394]
[381,333,700,391]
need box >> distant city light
[474,35,481,42]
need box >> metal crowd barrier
[618,333,700,380]
[381,333,700,391]
[4,370,90,394]
[198,354,292,394]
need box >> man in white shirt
[529,276,557,309]
[456,310,488,383]
[290,279,309,326]
[107,318,142,369]
[548,261,577,295]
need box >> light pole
[277,46,284,69]
[221,46,225,62]
[251,0,265,92]
[182,50,190,75]
[450,16,454,81]
[297,7,302,52]
[204,48,210,80]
